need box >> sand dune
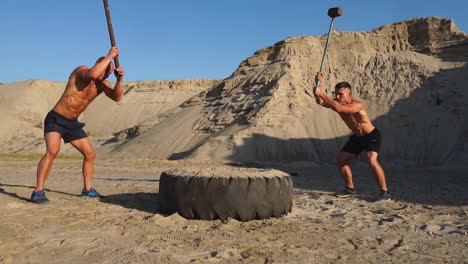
[1,17,466,166]
[0,79,219,154]
[110,17,468,166]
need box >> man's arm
[312,72,331,108]
[100,67,125,102]
[76,47,119,81]
[313,83,330,108]
[315,88,363,113]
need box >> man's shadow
[0,183,161,213]
[0,183,82,202]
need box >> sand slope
[0,79,219,154]
[0,80,65,152]
[111,17,468,166]
[1,17,467,167]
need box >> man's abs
[348,123,375,136]
[53,95,92,119]
[53,82,99,119]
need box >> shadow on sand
[0,183,79,202]
[220,64,468,206]
[100,192,160,214]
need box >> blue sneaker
[30,190,51,204]
[334,187,358,198]
[374,190,392,202]
[80,188,105,198]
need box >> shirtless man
[314,73,391,201]
[31,46,125,204]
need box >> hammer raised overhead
[314,7,343,89]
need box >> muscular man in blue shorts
[31,46,125,203]
[314,73,391,201]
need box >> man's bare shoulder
[349,100,365,107]
[71,65,89,72]
[349,99,362,104]
[70,66,91,80]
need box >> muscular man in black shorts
[31,47,125,203]
[313,73,391,201]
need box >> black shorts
[44,110,87,143]
[341,128,382,155]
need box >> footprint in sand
[421,223,467,236]
[7,202,26,209]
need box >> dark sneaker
[30,190,51,204]
[81,188,105,198]
[334,187,358,198]
[374,190,392,202]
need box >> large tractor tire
[159,166,293,221]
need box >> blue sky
[1,0,467,83]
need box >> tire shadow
[100,192,160,214]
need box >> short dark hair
[335,82,351,90]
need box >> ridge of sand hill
[81,79,221,136]
[110,17,468,166]
[0,79,220,154]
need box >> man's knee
[365,152,379,166]
[45,148,60,159]
[83,149,96,160]
[336,156,349,167]
[337,152,356,167]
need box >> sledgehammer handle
[315,17,336,88]
[103,0,120,68]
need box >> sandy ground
[1,157,467,264]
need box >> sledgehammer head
[328,7,343,18]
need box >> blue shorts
[341,128,382,155]
[44,110,87,143]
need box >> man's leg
[35,132,62,192]
[336,152,356,189]
[69,137,96,191]
[365,151,388,191]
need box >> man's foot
[334,187,358,198]
[80,188,105,198]
[374,190,392,202]
[30,190,51,204]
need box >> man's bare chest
[68,83,100,101]
[339,112,364,124]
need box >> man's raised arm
[102,67,125,102]
[314,72,330,108]
[76,47,119,81]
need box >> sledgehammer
[103,0,120,68]
[314,7,342,89]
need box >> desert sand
[0,16,467,263]
[0,158,467,263]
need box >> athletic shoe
[334,187,358,198]
[80,188,105,198]
[30,190,51,204]
[374,190,392,202]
